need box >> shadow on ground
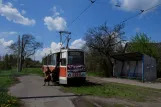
[63,80,102,87]
[17,94,90,99]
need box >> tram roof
[42,48,84,58]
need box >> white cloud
[51,42,62,52]
[21,10,26,15]
[70,39,86,49]
[0,38,13,55]
[43,42,61,55]
[0,2,36,26]
[34,38,86,61]
[34,42,61,61]
[44,6,67,31]
[44,16,67,31]
[51,6,60,17]
[0,38,13,47]
[111,0,161,12]
[0,31,17,38]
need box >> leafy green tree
[128,33,159,59]
[0,54,12,70]
[23,58,41,68]
[128,33,161,78]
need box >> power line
[64,1,161,45]
[144,3,161,12]
[58,0,96,45]
[115,4,144,12]
[69,1,160,35]
[67,0,96,28]
[119,12,142,25]
[113,3,161,27]
[70,2,161,40]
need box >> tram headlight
[68,72,72,77]
[68,74,71,77]
[81,72,86,77]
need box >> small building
[111,52,157,82]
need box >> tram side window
[61,52,66,66]
[47,55,52,65]
[42,58,45,65]
[61,58,66,66]
[43,57,47,65]
[51,54,56,65]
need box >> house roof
[111,52,143,61]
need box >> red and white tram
[42,49,86,85]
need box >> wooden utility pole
[17,35,20,72]
[19,36,23,72]
[34,55,35,61]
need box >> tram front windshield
[68,51,84,65]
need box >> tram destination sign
[67,65,86,72]
[69,51,81,56]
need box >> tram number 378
[72,73,81,77]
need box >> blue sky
[0,0,161,60]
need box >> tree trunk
[102,57,113,77]
[20,57,24,72]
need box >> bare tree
[84,23,125,77]
[9,34,43,71]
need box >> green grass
[63,82,161,102]
[2,68,161,106]
[21,68,44,76]
[87,71,105,77]
[0,68,43,107]
[0,70,21,107]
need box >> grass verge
[0,70,21,107]
[63,81,161,102]
[21,68,43,76]
[87,71,105,77]
[0,68,43,107]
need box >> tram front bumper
[67,77,86,84]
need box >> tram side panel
[59,67,67,84]
[42,65,86,85]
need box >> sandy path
[8,75,76,107]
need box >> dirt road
[8,75,134,107]
[8,75,77,107]
[8,75,161,107]
[88,76,161,89]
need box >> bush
[0,61,12,70]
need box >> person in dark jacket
[52,61,60,83]
[43,67,52,86]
